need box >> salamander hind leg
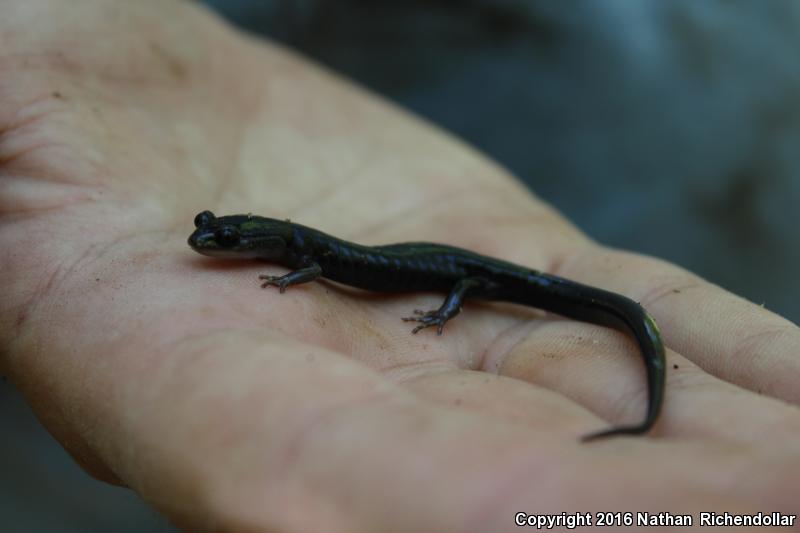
[402,277,487,335]
[402,308,454,335]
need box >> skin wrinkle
[102,329,265,489]
[502,319,794,446]
[1,51,181,90]
[8,225,182,363]
[51,4,209,89]
[729,324,795,374]
[209,336,596,528]
[137,322,422,505]
[346,192,454,241]
[288,145,371,209]
[308,183,444,240]
[487,319,662,432]
[0,164,102,191]
[555,247,640,297]
[637,275,705,310]
[287,152,379,221]
[541,243,581,279]
[0,95,64,147]
[0,139,65,169]
[227,80,364,216]
[477,315,544,374]
[594,361,653,428]
[413,370,599,430]
[652,283,800,405]
[381,360,459,386]
[212,104,249,212]
[594,340,658,428]
[0,185,97,220]
[0,52,86,78]
[498,236,593,288]
[0,100,117,191]
[0,99,72,182]
[41,26,240,214]
[341,182,528,243]
[7,237,100,346]
[662,360,720,394]
[727,324,800,401]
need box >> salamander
[188,210,666,441]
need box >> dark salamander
[188,210,666,441]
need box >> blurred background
[3,0,798,530]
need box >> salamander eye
[215,225,240,247]
[194,210,216,228]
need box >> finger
[43,328,793,530]
[398,368,607,440]
[485,318,800,446]
[559,247,800,407]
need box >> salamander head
[188,210,292,260]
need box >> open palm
[2,1,798,531]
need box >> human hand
[2,1,798,531]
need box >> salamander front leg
[259,263,322,293]
[402,277,487,335]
